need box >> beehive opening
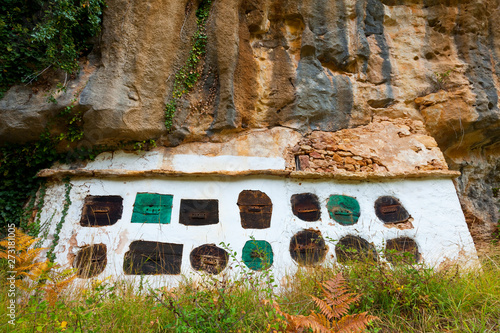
[179,199,219,226]
[335,235,377,263]
[73,244,107,278]
[80,196,123,227]
[131,193,173,224]
[375,196,410,224]
[123,241,183,275]
[242,240,273,271]
[326,195,360,225]
[190,244,229,274]
[237,190,273,229]
[385,237,420,264]
[291,193,321,221]
[289,229,328,266]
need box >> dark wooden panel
[291,193,321,222]
[190,244,228,274]
[123,241,183,275]
[80,195,123,227]
[289,229,327,266]
[335,235,377,263]
[179,199,219,226]
[73,244,107,278]
[375,196,410,224]
[385,237,420,264]
[237,190,272,229]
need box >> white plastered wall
[39,174,478,287]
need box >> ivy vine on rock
[0,0,106,98]
[0,0,104,234]
[164,0,213,131]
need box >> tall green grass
[1,248,499,332]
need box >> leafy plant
[273,273,377,333]
[432,67,456,92]
[417,67,456,97]
[151,241,283,332]
[0,0,106,97]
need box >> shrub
[0,0,106,97]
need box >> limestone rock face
[0,0,499,224]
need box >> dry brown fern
[0,229,75,304]
[0,228,47,282]
[273,273,377,333]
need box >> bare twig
[24,65,52,85]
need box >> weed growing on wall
[0,0,106,98]
[164,0,213,131]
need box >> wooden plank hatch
[131,193,173,224]
[326,195,361,225]
[190,244,228,274]
[385,237,420,263]
[241,240,273,271]
[80,196,123,227]
[237,190,272,229]
[179,199,219,226]
[73,244,107,278]
[123,241,183,275]
[375,196,410,224]
[289,229,328,266]
[335,235,377,263]
[291,193,321,221]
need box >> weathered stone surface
[292,117,448,174]
[79,0,193,144]
[0,61,95,143]
[415,89,478,148]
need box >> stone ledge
[37,168,460,180]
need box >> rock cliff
[0,0,499,229]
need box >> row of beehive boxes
[73,190,418,279]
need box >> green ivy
[0,0,105,234]
[0,0,106,98]
[0,135,60,233]
[46,177,72,262]
[164,0,212,131]
[0,1,166,237]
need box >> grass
[1,247,500,332]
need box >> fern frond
[307,312,333,332]
[1,229,75,302]
[277,273,378,333]
[311,295,336,321]
[335,312,378,333]
[0,229,47,283]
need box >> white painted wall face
[39,176,478,287]
[74,150,287,172]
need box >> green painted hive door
[242,240,273,271]
[131,193,173,224]
[327,195,361,225]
